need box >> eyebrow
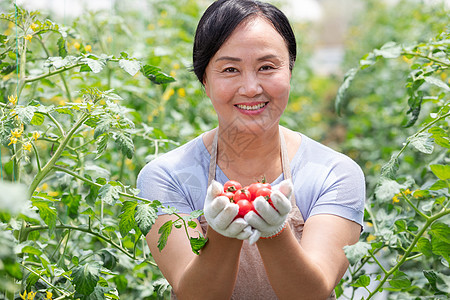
[214,54,279,63]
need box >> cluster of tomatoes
[220,180,273,218]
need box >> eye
[223,67,238,73]
[259,65,275,71]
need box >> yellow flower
[24,34,33,42]
[173,63,180,70]
[23,142,32,151]
[177,88,186,98]
[20,291,27,300]
[45,291,53,300]
[32,131,40,141]
[84,45,92,52]
[41,183,49,191]
[404,189,412,196]
[48,191,59,197]
[366,234,376,242]
[11,125,24,138]
[30,23,38,31]
[366,222,373,227]
[27,291,36,300]
[8,95,17,105]
[162,88,175,101]
[73,42,81,50]
[8,137,18,146]
[392,195,400,203]
[170,70,176,78]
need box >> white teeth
[236,103,266,110]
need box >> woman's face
[203,16,292,135]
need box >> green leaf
[157,220,173,251]
[97,183,121,206]
[431,234,450,260]
[187,220,197,229]
[389,271,411,289]
[431,222,450,244]
[32,199,57,234]
[416,237,433,257]
[119,59,140,76]
[31,112,45,125]
[61,193,81,219]
[408,132,434,154]
[141,64,175,84]
[57,36,67,58]
[119,201,138,236]
[21,245,42,256]
[423,270,439,291]
[335,67,358,116]
[72,262,101,296]
[343,241,371,265]
[424,76,450,91]
[135,203,158,236]
[94,117,113,139]
[95,134,109,160]
[14,105,37,124]
[351,275,371,287]
[375,177,401,201]
[82,58,105,73]
[190,210,203,219]
[114,131,134,159]
[153,277,171,297]
[380,155,399,179]
[373,41,402,59]
[190,235,207,255]
[430,164,450,180]
[86,183,100,207]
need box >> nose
[238,72,263,98]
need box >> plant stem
[24,224,158,267]
[52,165,151,202]
[27,112,90,198]
[21,264,71,297]
[24,63,85,83]
[402,51,450,67]
[401,191,429,220]
[369,251,388,274]
[366,208,450,299]
[31,141,41,172]
[45,112,65,136]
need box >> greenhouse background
[1,0,449,299]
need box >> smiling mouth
[235,102,268,111]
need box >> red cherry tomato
[255,187,274,208]
[220,191,234,202]
[234,188,251,203]
[237,200,254,218]
[248,182,264,201]
[224,180,242,193]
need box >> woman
[137,0,365,299]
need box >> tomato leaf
[343,241,371,265]
[389,271,411,289]
[113,131,134,159]
[158,220,173,251]
[57,36,67,58]
[430,164,450,180]
[61,193,81,219]
[431,222,450,244]
[424,76,450,91]
[335,67,358,116]
[190,235,208,255]
[135,203,158,237]
[72,262,101,296]
[351,275,370,287]
[416,237,433,257]
[141,64,175,84]
[97,183,121,206]
[32,199,57,235]
[380,155,399,179]
[408,132,434,154]
[119,59,140,76]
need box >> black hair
[192,0,297,84]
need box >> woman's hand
[204,180,254,239]
[245,179,292,244]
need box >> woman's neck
[215,125,283,185]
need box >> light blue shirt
[137,132,365,227]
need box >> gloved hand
[204,180,254,240]
[245,179,293,244]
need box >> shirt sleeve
[309,155,366,227]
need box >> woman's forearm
[176,227,243,300]
[256,226,336,300]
